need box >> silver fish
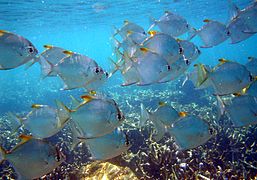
[0,30,38,70]
[9,103,70,139]
[61,95,125,139]
[132,48,171,85]
[79,128,131,160]
[190,20,229,48]
[149,11,190,37]
[226,95,257,127]
[0,135,65,179]
[227,2,257,43]
[142,31,182,65]
[50,51,104,90]
[193,59,253,95]
[169,115,213,150]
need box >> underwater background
[1,0,257,179]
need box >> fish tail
[69,120,84,151]
[41,58,55,79]
[0,146,7,164]
[108,57,121,78]
[7,112,23,135]
[215,95,226,121]
[140,103,150,127]
[187,27,198,40]
[147,16,157,32]
[193,64,211,88]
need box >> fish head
[18,37,38,60]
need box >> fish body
[71,95,124,139]
[169,116,212,150]
[142,33,181,65]
[83,128,131,160]
[226,95,257,127]
[0,135,65,179]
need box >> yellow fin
[127,30,133,36]
[158,101,166,107]
[63,50,74,56]
[43,45,53,49]
[148,30,157,36]
[0,30,7,36]
[233,93,242,97]
[203,19,211,23]
[19,134,33,143]
[140,47,149,53]
[218,58,231,64]
[176,38,182,42]
[81,95,93,103]
[179,111,187,117]
[31,104,44,109]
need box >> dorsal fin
[31,104,45,109]
[148,30,157,36]
[63,50,74,56]
[227,0,240,21]
[43,44,53,49]
[158,101,166,107]
[19,134,33,144]
[179,111,187,117]
[80,95,94,103]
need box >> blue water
[1,0,257,179]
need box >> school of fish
[0,0,256,179]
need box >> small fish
[78,128,131,160]
[37,45,67,77]
[192,59,253,95]
[49,52,105,90]
[140,102,185,141]
[142,32,182,65]
[114,20,146,41]
[227,2,257,43]
[226,95,257,127]
[149,11,190,37]
[9,102,70,139]
[132,48,171,85]
[189,20,229,48]
[245,57,257,77]
[0,30,38,70]
[168,115,213,150]
[0,135,65,179]
[60,94,125,140]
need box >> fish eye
[185,59,190,65]
[249,74,254,81]
[227,31,231,36]
[117,113,123,121]
[105,72,109,77]
[167,65,171,71]
[209,127,214,135]
[179,47,183,54]
[26,46,35,54]
[95,67,100,74]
